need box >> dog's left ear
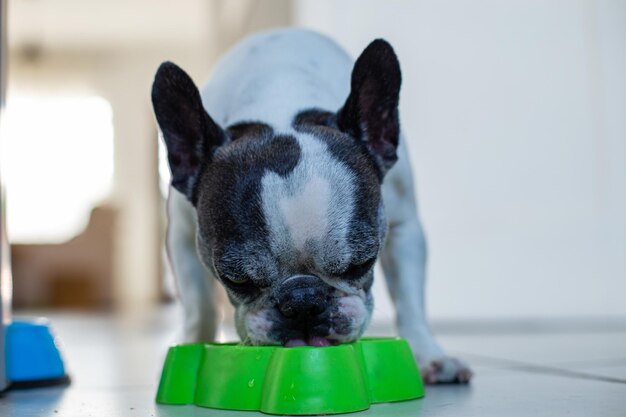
[337,39,402,175]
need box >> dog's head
[151,39,401,347]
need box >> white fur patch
[328,295,369,343]
[262,134,355,267]
[278,175,330,251]
[244,309,275,345]
[199,29,352,131]
[337,295,367,328]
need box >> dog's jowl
[151,28,472,383]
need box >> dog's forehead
[261,132,356,269]
[198,118,382,280]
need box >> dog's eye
[342,257,377,279]
[225,275,249,285]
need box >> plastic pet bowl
[156,337,424,415]
[5,319,69,387]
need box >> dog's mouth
[284,336,339,347]
[242,293,370,348]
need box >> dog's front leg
[167,189,218,343]
[381,219,471,383]
[380,141,472,384]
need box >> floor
[1,305,625,417]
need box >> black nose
[277,275,328,320]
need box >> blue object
[5,319,68,383]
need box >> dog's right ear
[337,39,401,176]
[151,61,228,204]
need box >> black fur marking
[342,256,377,280]
[151,61,228,204]
[293,109,338,128]
[226,122,273,142]
[337,39,402,174]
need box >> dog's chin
[239,294,371,347]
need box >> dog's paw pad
[420,356,473,384]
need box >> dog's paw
[401,325,473,384]
[419,355,473,384]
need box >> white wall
[295,0,626,319]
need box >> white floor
[1,305,625,417]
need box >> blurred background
[2,0,625,325]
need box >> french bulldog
[151,28,472,383]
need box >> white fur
[200,30,351,131]
[278,174,330,251]
[244,309,274,345]
[166,28,471,383]
[330,295,369,342]
[166,188,218,343]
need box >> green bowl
[356,337,424,403]
[261,344,371,414]
[156,337,424,415]
[195,343,276,410]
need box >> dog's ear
[151,61,228,204]
[337,39,402,175]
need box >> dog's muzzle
[275,274,335,347]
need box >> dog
[151,28,472,384]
